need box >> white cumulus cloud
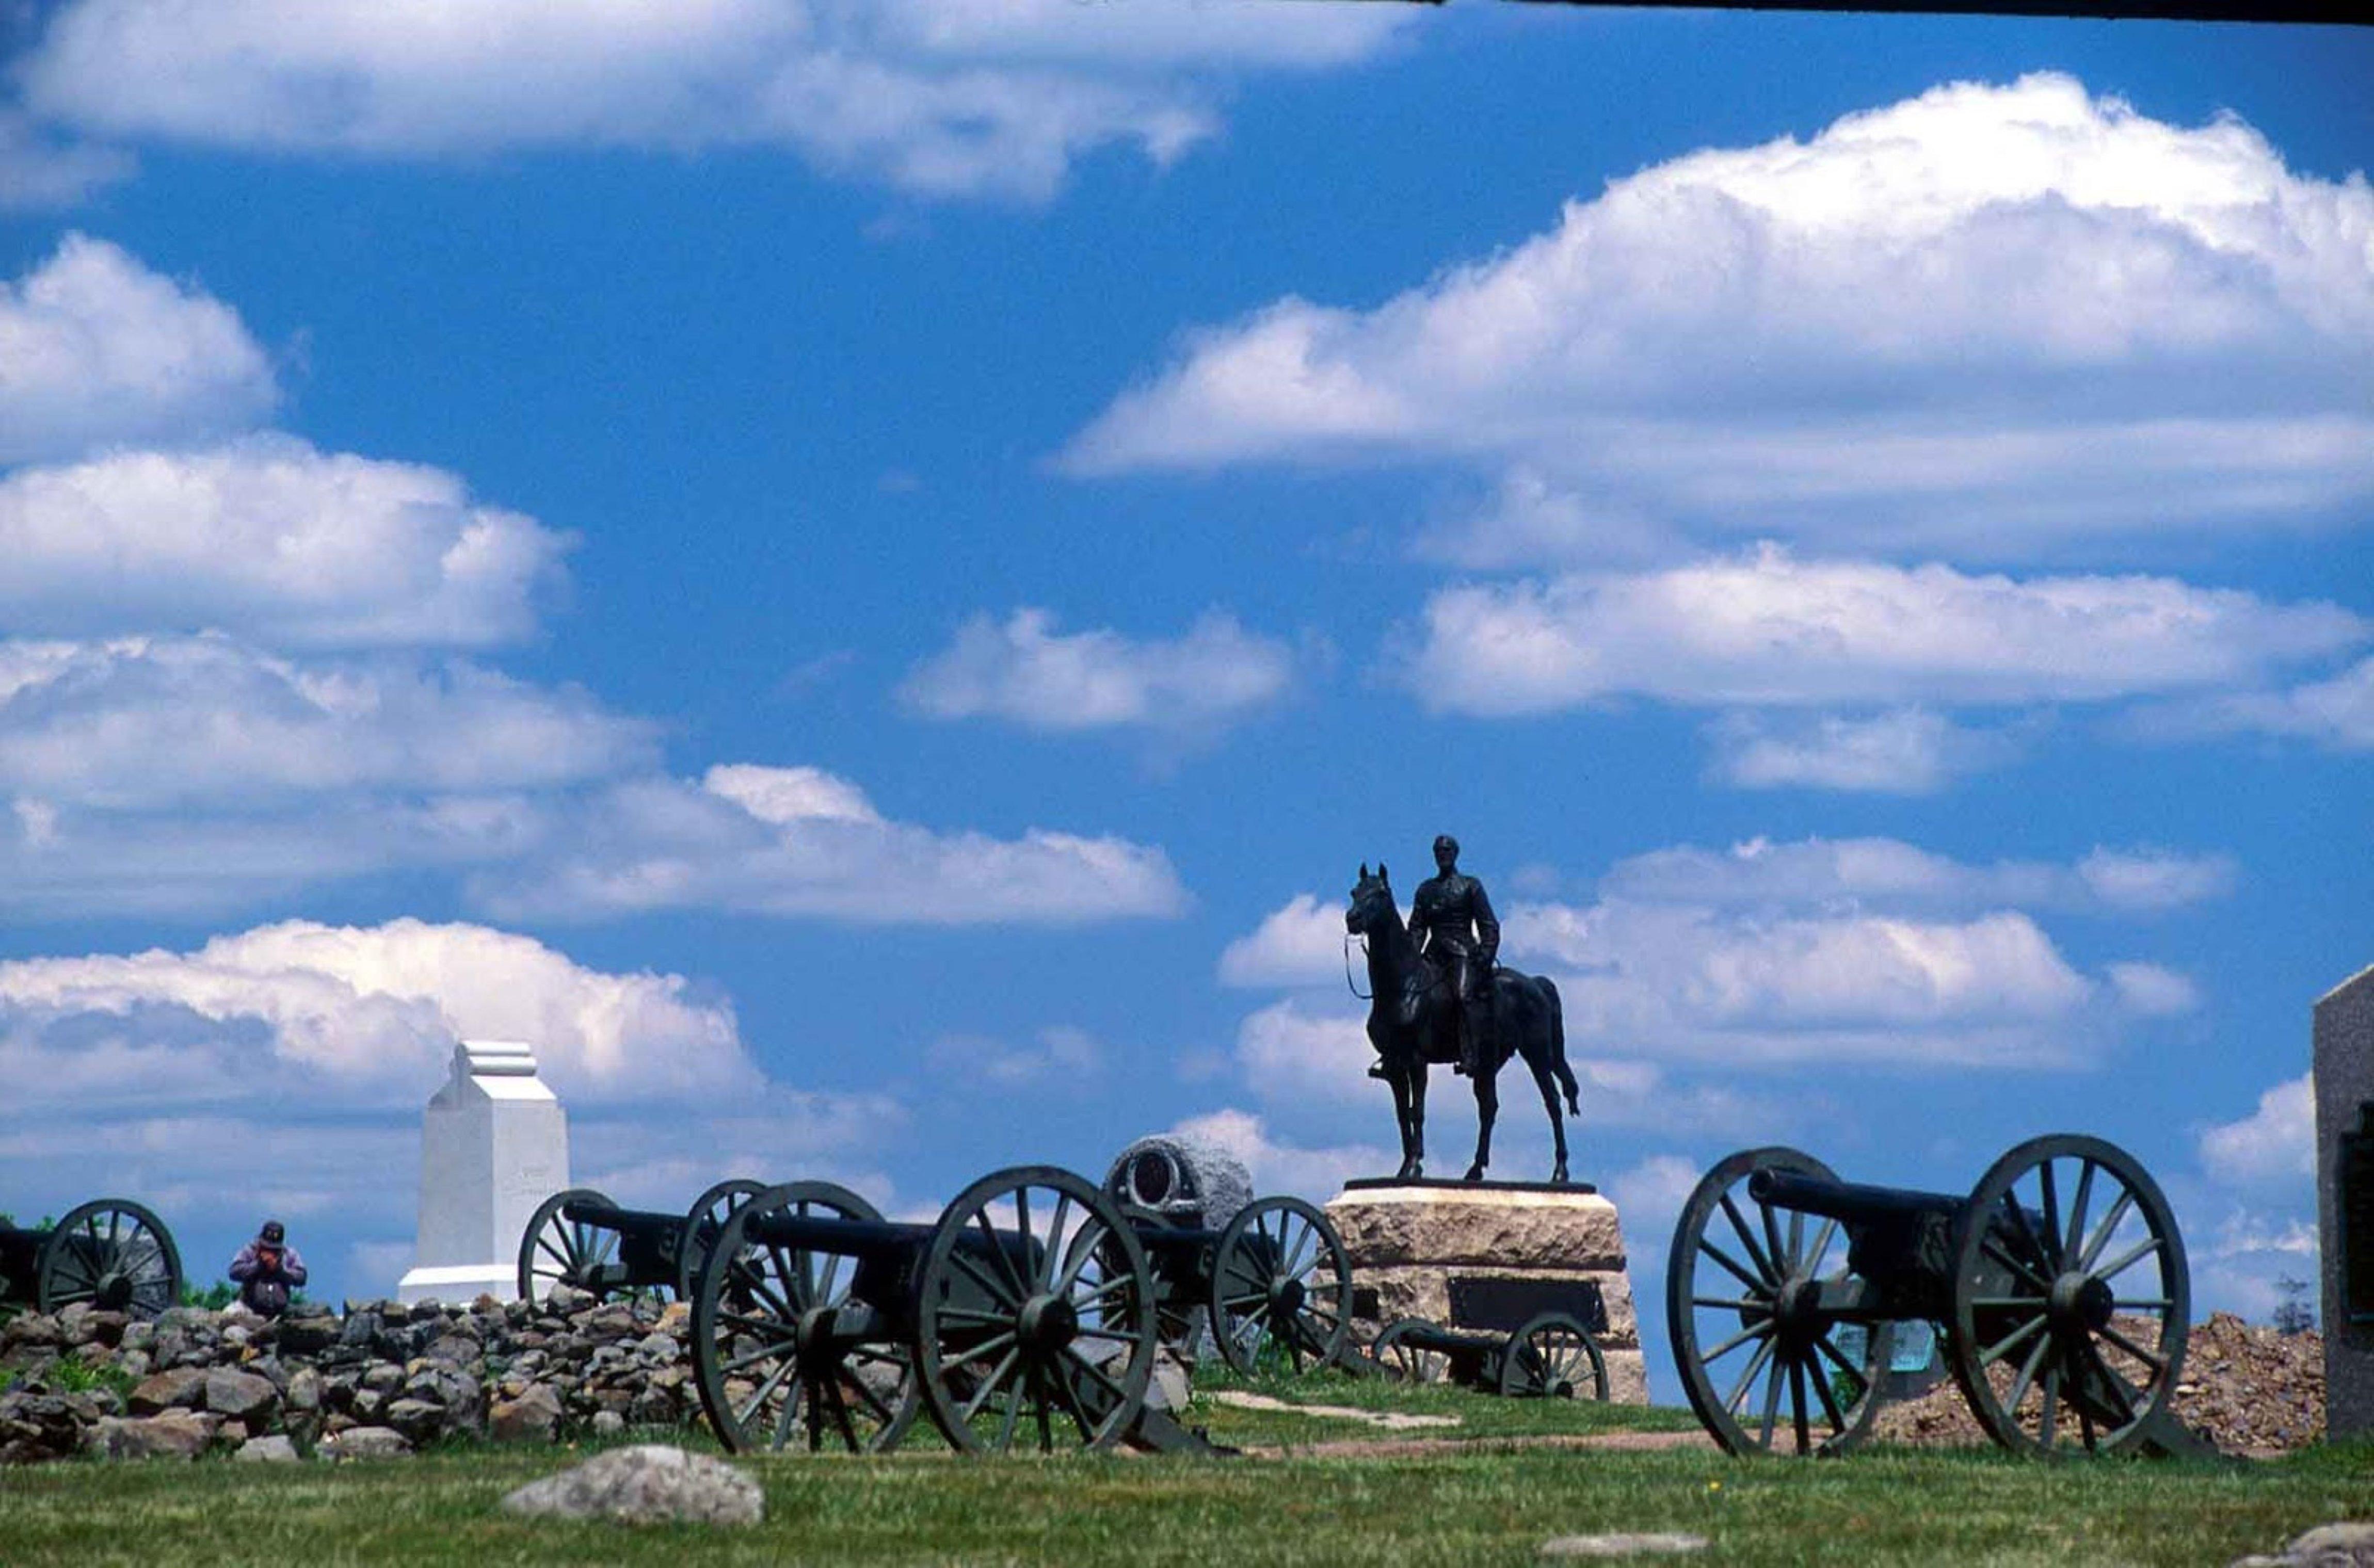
[899,607,1304,747]
[477,763,1188,926]
[2199,1073,2315,1189]
[1400,547,2365,718]
[1217,893,1358,989]
[0,634,652,807]
[0,917,756,1105]
[0,234,276,464]
[1706,708,2021,794]
[1165,1107,1393,1205]
[0,437,574,648]
[1066,74,2374,558]
[14,0,1410,204]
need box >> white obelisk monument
[396,1039,570,1304]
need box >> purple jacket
[228,1239,308,1313]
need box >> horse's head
[1346,862,1394,935]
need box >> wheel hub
[1270,1277,1307,1317]
[795,1304,840,1359]
[1018,1293,1079,1350]
[1771,1275,1824,1345]
[2048,1271,2114,1335]
[94,1270,135,1312]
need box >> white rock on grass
[320,1426,413,1460]
[2231,1522,2374,1567]
[1540,1532,1710,1559]
[235,1435,302,1463]
[500,1445,763,1527]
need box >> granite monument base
[1324,1181,1648,1404]
[2316,964,2374,1439]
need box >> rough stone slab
[1326,1187,1627,1271]
[1355,1266,1639,1346]
[235,1434,302,1463]
[127,1366,210,1415]
[321,1425,413,1460]
[2316,965,2374,1440]
[2230,1520,2374,1567]
[500,1444,762,1527]
[205,1367,280,1427]
[490,1383,565,1443]
[87,1410,218,1460]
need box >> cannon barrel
[743,1210,933,1256]
[1746,1167,1963,1226]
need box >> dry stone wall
[0,1287,701,1465]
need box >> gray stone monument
[397,1039,570,1305]
[2316,964,2374,1437]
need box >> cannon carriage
[1369,1310,1611,1401]
[515,1177,769,1304]
[0,1199,183,1320]
[1665,1134,2200,1459]
[689,1165,1213,1456]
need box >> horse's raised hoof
[1367,1062,1390,1081]
[1463,1164,1486,1183]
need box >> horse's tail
[1542,977,1579,1115]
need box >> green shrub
[179,1280,237,1311]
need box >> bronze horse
[1346,863,1580,1184]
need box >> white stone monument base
[395,1262,517,1307]
[1325,1182,1648,1405]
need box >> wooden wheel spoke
[1696,1236,1765,1295]
[2094,1321,2168,1375]
[1800,1217,1839,1276]
[2078,1189,2136,1271]
[1757,1352,1786,1449]
[1719,1195,1778,1286]
[951,1246,1023,1310]
[2091,1234,2165,1285]
[720,1339,799,1376]
[1809,1354,1849,1433]
[1979,1310,2051,1368]
[1724,1335,1778,1415]
[1701,1319,1774,1365]
[943,1330,1020,1373]
[1980,1237,2054,1294]
[2035,1162,2065,1270]
[2003,1329,2054,1416]
[2036,1363,2062,1446]
[1811,1332,1864,1384]
[1691,1295,1765,1312]
[1788,1355,1812,1453]
[2063,1160,2096,1267]
[972,1208,1028,1301]
[958,1348,1022,1422]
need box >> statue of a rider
[1409,833,1500,1076]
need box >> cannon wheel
[1498,1310,1610,1401]
[1946,1134,2190,1457]
[675,1177,769,1300]
[915,1165,1155,1453]
[37,1200,182,1320]
[1666,1146,1892,1457]
[690,1180,920,1454]
[516,1188,625,1304]
[1370,1317,1453,1385]
[1209,1195,1353,1376]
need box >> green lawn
[4,1378,2368,1567]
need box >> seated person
[227,1220,307,1317]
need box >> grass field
[4,1369,2369,1566]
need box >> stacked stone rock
[0,1286,702,1465]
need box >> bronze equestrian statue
[1346,848,1580,1184]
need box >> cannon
[1665,1135,2201,1459]
[0,1200,183,1320]
[690,1165,1231,1456]
[516,1178,768,1304]
[1369,1311,1610,1401]
[1116,1195,1354,1376]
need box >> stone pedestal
[396,1040,569,1305]
[1324,1181,1648,1404]
[2316,965,2374,1438]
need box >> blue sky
[3,3,2369,1396]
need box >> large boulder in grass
[126,1367,210,1415]
[500,1445,763,1527]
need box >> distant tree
[2273,1274,2316,1335]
